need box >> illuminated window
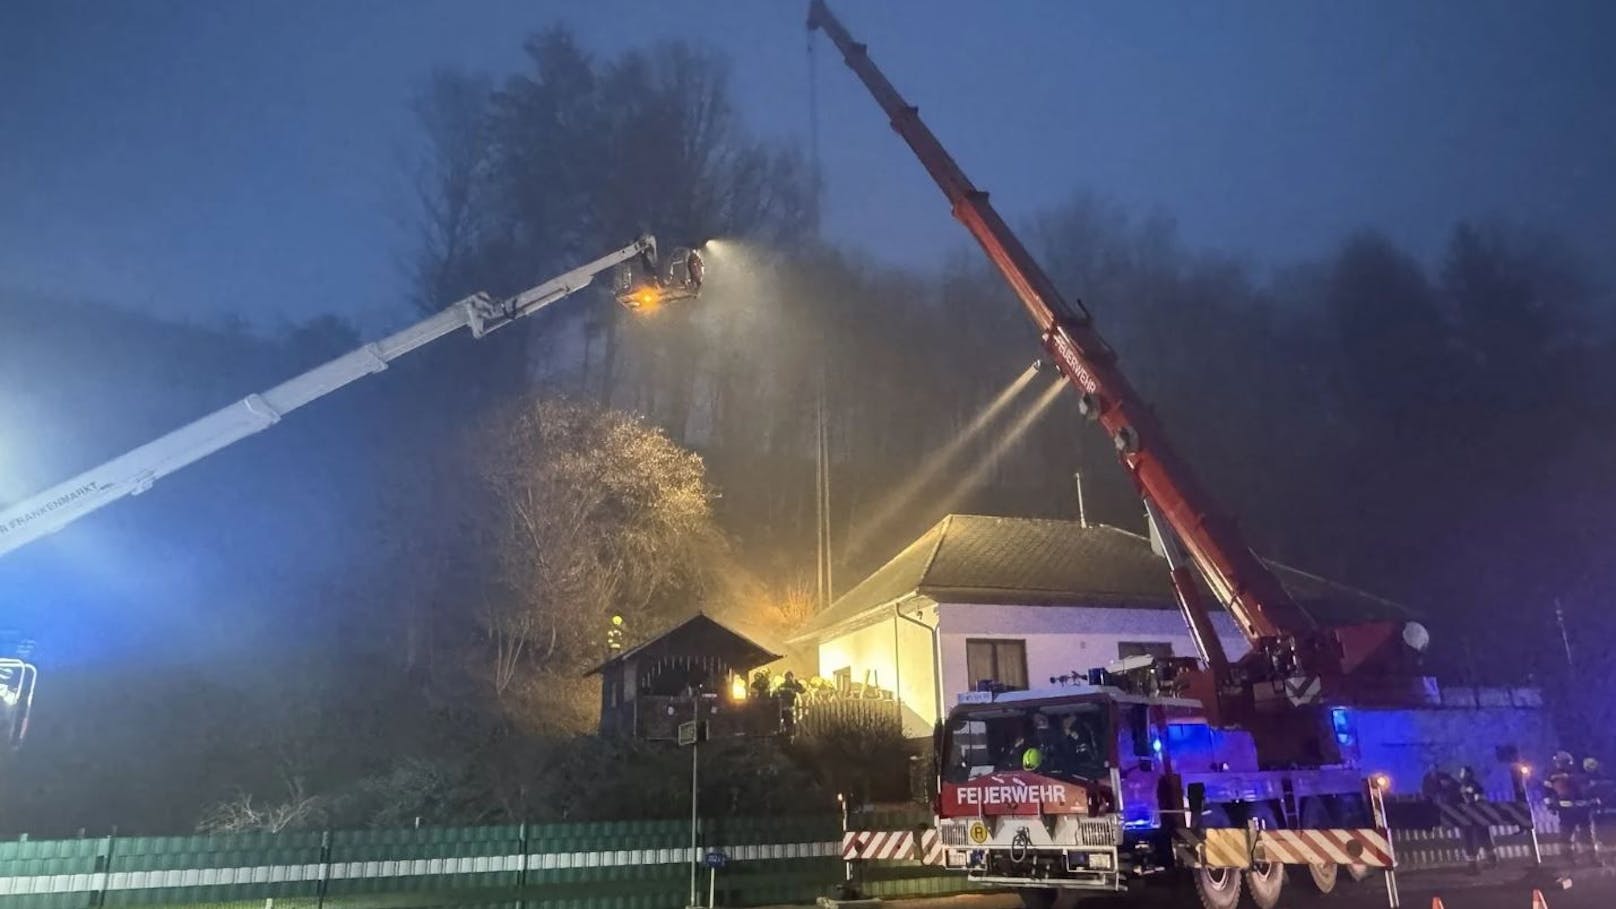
[966,638,1028,690]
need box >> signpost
[680,716,707,908]
[703,849,728,908]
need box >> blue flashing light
[1122,806,1158,829]
[1330,707,1356,747]
[1151,737,1163,755]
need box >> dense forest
[0,27,1611,835]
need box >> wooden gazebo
[588,612,783,740]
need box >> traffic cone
[1531,888,1549,909]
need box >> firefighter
[1024,712,1055,772]
[1585,756,1612,856]
[750,669,771,700]
[1544,750,1598,864]
[684,248,705,292]
[998,732,1031,770]
[778,671,805,734]
[1422,763,1459,803]
[1456,765,1498,873]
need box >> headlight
[1089,852,1114,871]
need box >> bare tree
[196,780,323,834]
[409,67,495,312]
[477,397,727,701]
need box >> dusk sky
[4,0,1612,329]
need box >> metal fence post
[316,829,331,909]
[1371,783,1400,909]
[517,821,529,909]
[690,737,700,907]
[839,793,851,887]
[1512,764,1544,866]
[90,833,114,907]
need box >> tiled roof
[792,515,1413,641]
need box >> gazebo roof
[586,612,782,677]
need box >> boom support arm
[807,1,1310,650]
[0,236,658,559]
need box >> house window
[1118,641,1175,660]
[966,638,1028,690]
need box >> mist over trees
[1,23,1612,835]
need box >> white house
[790,514,1418,738]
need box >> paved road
[826,865,1616,909]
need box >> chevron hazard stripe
[1256,829,1395,868]
[1175,829,1254,868]
[841,831,913,861]
[1437,801,1532,829]
[841,829,948,864]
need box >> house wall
[814,601,1249,737]
[936,602,1251,709]
[1353,704,1557,798]
[816,608,939,737]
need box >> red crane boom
[807,3,1438,720]
[806,1,1312,660]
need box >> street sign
[703,849,728,869]
[678,720,705,747]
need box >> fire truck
[808,3,1428,907]
[0,236,701,753]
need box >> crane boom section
[0,237,656,559]
[807,1,1308,644]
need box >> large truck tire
[1299,797,1340,895]
[1332,792,1375,884]
[1191,865,1242,909]
[1304,860,1339,894]
[1240,805,1285,909]
[1241,862,1284,909]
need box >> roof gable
[792,514,1413,641]
[589,612,782,676]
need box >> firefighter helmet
[1553,750,1575,770]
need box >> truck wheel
[1241,805,1284,909]
[1305,860,1338,894]
[1241,861,1284,909]
[1191,866,1242,909]
[1334,793,1374,883]
[1299,798,1339,895]
[1017,887,1057,909]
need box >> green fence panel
[0,813,877,909]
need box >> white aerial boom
[0,235,667,560]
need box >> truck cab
[934,666,1369,899]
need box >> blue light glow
[1330,707,1356,747]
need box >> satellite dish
[1402,622,1431,653]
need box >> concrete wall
[936,602,1250,709]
